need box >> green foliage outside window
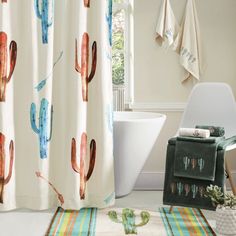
[112,5,125,85]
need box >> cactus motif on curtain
[84,0,90,8]
[75,33,97,102]
[35,172,64,206]
[0,133,14,204]
[106,104,113,133]
[34,0,54,44]
[106,0,113,46]
[0,32,17,102]
[30,98,53,159]
[71,133,96,200]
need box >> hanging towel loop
[156,0,179,48]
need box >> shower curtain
[0,0,114,211]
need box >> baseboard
[134,172,165,190]
[129,102,186,112]
[134,171,236,190]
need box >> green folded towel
[218,135,236,150]
[173,136,223,181]
[176,136,224,143]
[163,136,236,210]
[195,125,225,137]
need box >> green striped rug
[46,207,215,235]
[159,207,216,236]
[46,208,97,236]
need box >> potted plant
[205,185,236,235]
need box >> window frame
[112,0,132,106]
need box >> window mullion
[112,1,131,108]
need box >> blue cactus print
[106,0,112,46]
[106,104,113,133]
[30,98,53,159]
[34,0,54,44]
[104,192,115,205]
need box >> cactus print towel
[46,207,215,236]
[174,136,225,181]
[0,0,114,211]
[163,136,236,210]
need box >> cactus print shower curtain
[0,0,114,210]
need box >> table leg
[225,158,236,195]
[169,206,173,213]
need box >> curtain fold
[0,0,114,211]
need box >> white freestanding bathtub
[113,112,166,198]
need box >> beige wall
[132,0,236,182]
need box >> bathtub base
[113,112,166,199]
[115,193,130,199]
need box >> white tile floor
[0,191,216,236]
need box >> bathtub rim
[114,111,166,123]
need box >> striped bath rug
[159,207,216,236]
[46,207,215,236]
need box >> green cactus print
[177,182,184,196]
[198,158,205,172]
[191,184,198,198]
[183,156,190,170]
[108,208,150,234]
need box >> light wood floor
[0,191,216,236]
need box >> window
[112,0,132,108]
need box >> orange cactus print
[84,0,90,7]
[71,133,96,200]
[75,33,97,102]
[0,32,17,102]
[191,158,197,169]
[0,133,14,204]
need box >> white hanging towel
[173,0,205,82]
[156,0,179,47]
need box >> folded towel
[195,125,225,137]
[179,128,210,138]
[173,0,205,82]
[163,137,227,210]
[156,0,179,47]
[177,136,224,143]
[174,136,224,181]
[218,135,236,150]
[163,136,236,210]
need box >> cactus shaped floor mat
[46,207,215,235]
